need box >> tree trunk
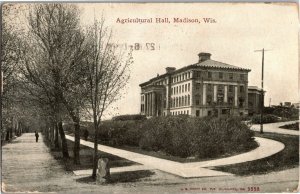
[92,124,99,179]
[54,123,60,149]
[58,121,70,159]
[9,127,13,139]
[49,125,53,145]
[73,120,81,164]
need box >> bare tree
[1,4,24,140]
[22,4,88,162]
[84,19,132,179]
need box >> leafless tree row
[1,3,132,178]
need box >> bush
[251,114,279,124]
[112,114,147,121]
[263,106,299,120]
[68,116,256,160]
[97,120,142,147]
[139,116,255,158]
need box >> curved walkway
[66,135,284,178]
[251,120,299,136]
[185,137,285,168]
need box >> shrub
[251,114,279,124]
[112,114,146,121]
[97,120,142,147]
[69,115,256,159]
[264,106,299,119]
[139,116,255,158]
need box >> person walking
[35,131,39,142]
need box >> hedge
[251,114,279,124]
[112,114,146,121]
[138,116,255,158]
[91,115,256,159]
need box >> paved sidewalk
[66,135,284,178]
[1,133,75,192]
[251,120,299,136]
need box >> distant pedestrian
[84,129,89,141]
[35,131,39,142]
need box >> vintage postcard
[1,2,299,193]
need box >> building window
[196,110,200,117]
[176,97,178,107]
[207,95,212,105]
[187,110,189,115]
[188,95,190,105]
[196,83,201,90]
[185,84,187,92]
[219,72,223,79]
[228,97,233,105]
[141,104,144,112]
[239,98,244,107]
[208,72,212,79]
[179,85,181,93]
[188,72,190,79]
[240,74,245,81]
[229,73,233,80]
[171,88,173,95]
[222,109,229,115]
[229,85,233,93]
[188,83,190,91]
[176,86,178,94]
[181,97,183,106]
[184,95,187,106]
[208,111,212,116]
[240,85,244,93]
[207,84,212,92]
[195,94,200,105]
[217,85,223,93]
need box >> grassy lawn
[113,141,258,163]
[44,135,156,184]
[45,138,138,172]
[65,133,258,164]
[214,132,299,175]
[279,122,299,131]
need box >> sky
[6,3,299,119]
[79,3,298,118]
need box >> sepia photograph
[1,2,299,193]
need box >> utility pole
[254,48,271,134]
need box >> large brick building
[140,52,260,117]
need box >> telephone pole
[254,48,271,134]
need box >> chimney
[165,67,176,73]
[198,52,211,62]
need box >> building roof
[140,52,251,87]
[248,86,260,90]
[192,59,251,71]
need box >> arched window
[179,97,181,107]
